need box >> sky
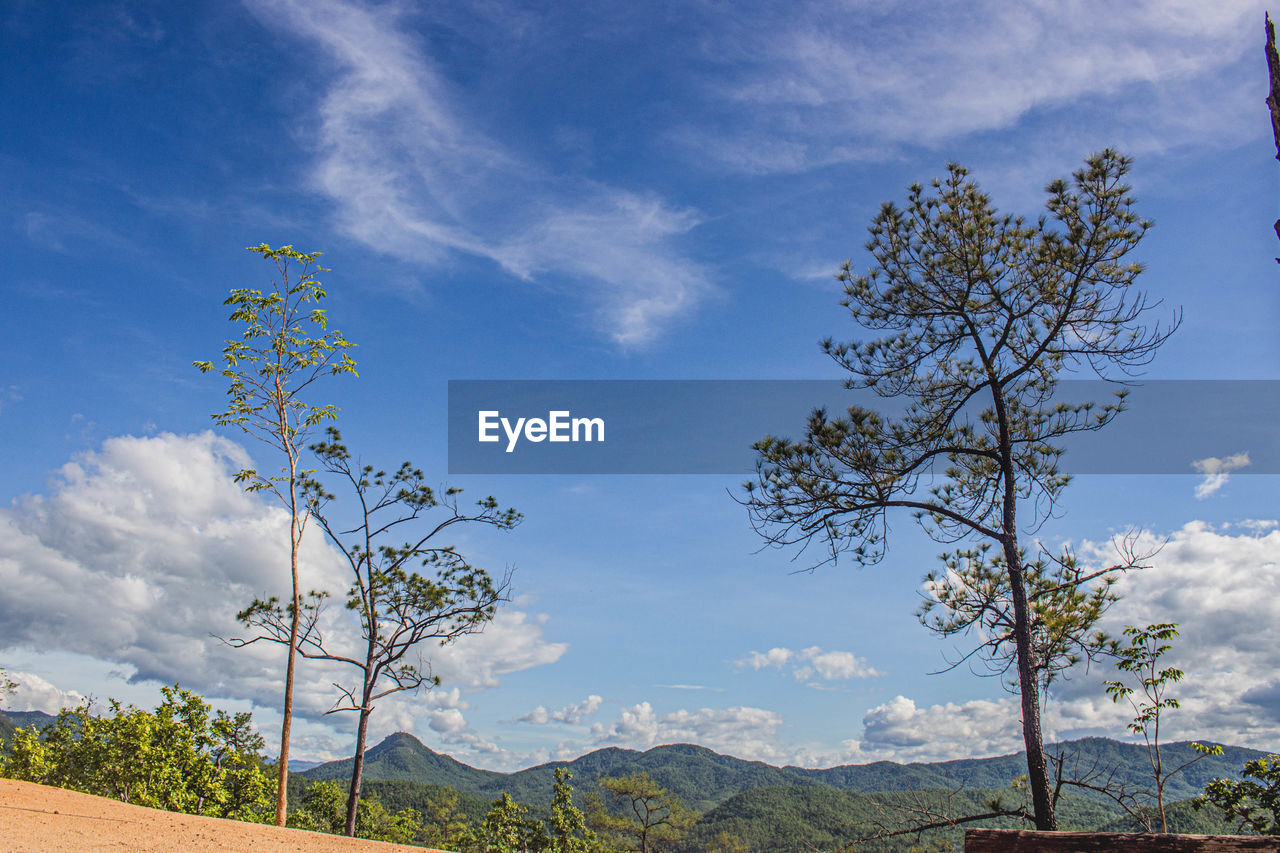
[1,0,1278,772]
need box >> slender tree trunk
[275,473,302,826]
[345,587,380,837]
[1155,721,1167,832]
[344,698,374,836]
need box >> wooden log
[964,828,1280,852]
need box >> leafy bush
[288,778,423,843]
[1,685,272,821]
[1197,754,1280,834]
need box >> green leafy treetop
[460,769,602,853]
[288,778,424,845]
[194,245,358,485]
[588,771,696,853]
[745,150,1177,831]
[548,769,599,853]
[1198,754,1280,835]
[194,243,357,825]
[465,792,552,853]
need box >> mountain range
[3,707,1266,814]
[301,730,1268,813]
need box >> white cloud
[738,647,794,670]
[0,431,341,711]
[245,0,710,346]
[1045,522,1280,751]
[687,0,1265,172]
[795,647,882,681]
[784,521,1280,767]
[590,701,789,762]
[852,695,1025,763]
[0,432,566,755]
[1192,452,1251,498]
[517,694,603,726]
[4,671,85,715]
[736,645,880,682]
[430,610,568,689]
[427,705,503,755]
[428,707,469,735]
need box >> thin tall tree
[195,244,357,824]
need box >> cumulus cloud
[517,694,603,726]
[427,706,503,755]
[1192,452,1251,499]
[5,671,85,714]
[686,0,1264,172]
[0,432,566,755]
[1045,522,1280,751]
[582,695,1010,767]
[244,0,710,346]
[0,431,343,712]
[855,695,1024,762]
[430,611,568,689]
[590,701,789,761]
[736,645,880,683]
[738,647,794,670]
[783,522,1280,767]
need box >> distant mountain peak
[376,731,427,749]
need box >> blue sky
[1,0,1278,771]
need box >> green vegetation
[293,735,1275,850]
[1197,753,1280,834]
[1101,623,1221,831]
[466,770,600,853]
[743,150,1176,830]
[587,771,695,852]
[680,784,1251,853]
[288,778,424,844]
[194,242,359,824]
[1,686,272,821]
[3,698,1273,851]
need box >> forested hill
[301,732,1272,812]
[0,709,56,748]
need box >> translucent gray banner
[447,380,1279,475]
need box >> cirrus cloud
[244,0,711,346]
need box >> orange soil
[0,779,452,853]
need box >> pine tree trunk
[344,701,373,837]
[1005,546,1056,830]
[999,407,1056,831]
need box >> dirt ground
[0,779,452,853]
